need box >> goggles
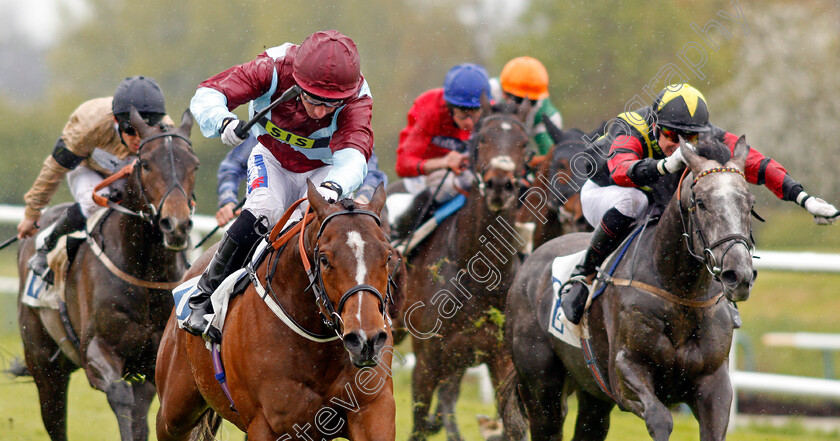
[505,93,537,106]
[301,92,345,109]
[452,107,482,123]
[118,120,138,137]
[659,126,699,144]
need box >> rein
[258,198,394,341]
[92,132,195,223]
[677,166,753,278]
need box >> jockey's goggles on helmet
[301,91,345,109]
[659,125,699,144]
[505,93,537,107]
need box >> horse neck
[100,203,181,280]
[456,192,520,272]
[652,193,712,297]
[264,229,334,333]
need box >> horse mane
[694,133,732,165]
[337,198,357,211]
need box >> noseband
[678,166,754,277]
[92,132,195,224]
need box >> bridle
[265,199,397,340]
[92,131,195,224]
[468,114,530,198]
[677,166,754,277]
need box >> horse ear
[129,106,153,139]
[679,136,702,171]
[178,108,193,137]
[306,179,330,216]
[480,92,492,117]
[516,98,532,123]
[366,183,387,215]
[542,113,563,145]
[729,134,748,170]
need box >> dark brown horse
[505,136,755,440]
[17,108,198,441]
[517,126,594,251]
[156,182,400,441]
[400,102,530,441]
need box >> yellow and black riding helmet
[652,84,711,133]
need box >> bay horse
[155,182,400,441]
[17,108,198,441]
[505,135,755,440]
[400,101,530,441]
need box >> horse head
[680,134,756,302]
[128,108,199,250]
[471,100,530,212]
[306,181,393,367]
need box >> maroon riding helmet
[293,30,363,101]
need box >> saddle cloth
[547,250,589,348]
[22,208,108,309]
[174,239,270,346]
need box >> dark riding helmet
[112,76,166,125]
[293,30,363,101]
[652,84,710,132]
[443,63,490,108]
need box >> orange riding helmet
[500,56,549,100]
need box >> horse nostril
[752,269,758,283]
[159,217,174,233]
[505,180,514,191]
[186,219,194,231]
[720,270,739,286]
[343,332,363,352]
[372,330,388,353]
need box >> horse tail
[4,357,31,377]
[188,409,223,441]
[497,368,529,441]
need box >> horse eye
[319,255,329,268]
[696,199,706,210]
[140,161,150,170]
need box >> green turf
[1,207,840,440]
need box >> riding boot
[28,203,86,284]
[561,207,636,324]
[183,210,262,339]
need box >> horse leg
[409,350,446,441]
[84,335,136,440]
[689,364,732,441]
[20,306,76,441]
[156,326,211,441]
[347,394,397,441]
[615,354,672,441]
[436,371,465,441]
[129,381,155,441]
[571,389,614,441]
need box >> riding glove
[797,192,839,225]
[657,147,686,175]
[317,182,341,203]
[220,118,247,148]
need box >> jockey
[17,76,170,283]
[561,83,839,325]
[214,135,387,226]
[392,63,490,234]
[489,56,564,156]
[185,30,374,337]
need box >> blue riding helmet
[443,63,490,108]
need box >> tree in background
[711,0,840,206]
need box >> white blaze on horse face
[500,121,513,131]
[347,231,367,284]
[346,230,368,324]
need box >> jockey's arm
[324,148,368,199]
